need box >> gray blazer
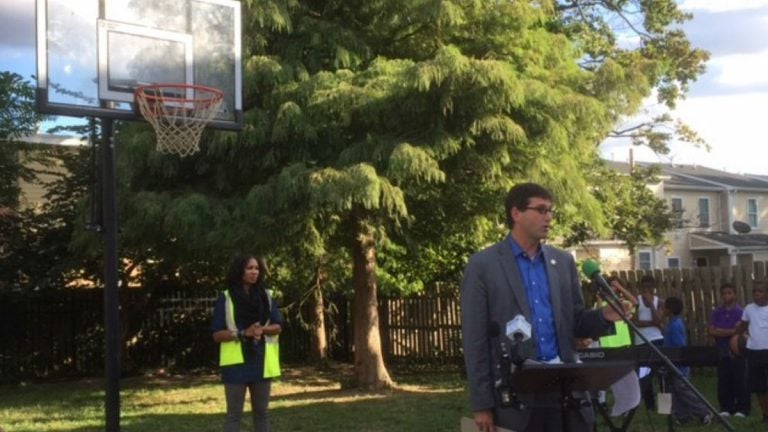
[460,237,611,427]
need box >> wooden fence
[2,262,766,381]
[380,296,462,363]
[599,264,763,345]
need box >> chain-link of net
[135,85,224,157]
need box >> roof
[692,232,768,249]
[16,133,86,147]
[604,160,768,191]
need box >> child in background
[708,283,749,417]
[598,276,637,349]
[663,296,712,426]
[633,275,664,411]
[735,281,768,423]
[595,277,640,416]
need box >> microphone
[489,322,514,407]
[505,315,532,367]
[581,259,616,300]
[489,322,526,410]
[505,314,531,342]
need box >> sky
[2,0,768,174]
[601,0,768,175]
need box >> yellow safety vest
[219,289,281,378]
[597,300,632,348]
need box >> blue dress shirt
[509,237,559,361]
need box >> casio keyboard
[577,345,720,432]
[577,345,720,367]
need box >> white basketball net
[135,84,224,157]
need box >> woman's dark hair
[504,182,554,229]
[720,283,735,293]
[664,296,683,316]
[226,254,271,325]
[226,254,268,289]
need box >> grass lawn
[0,365,759,431]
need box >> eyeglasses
[523,206,556,216]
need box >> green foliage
[0,72,43,210]
[0,71,41,140]
[0,74,98,290]
[25,145,99,289]
[0,143,26,209]
[565,162,674,254]
[555,0,710,154]
[16,0,704,321]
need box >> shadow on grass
[12,387,466,432]
[1,367,469,432]
[4,375,761,432]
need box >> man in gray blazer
[461,183,630,432]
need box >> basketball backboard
[36,0,242,130]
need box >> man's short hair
[665,296,683,315]
[504,182,554,229]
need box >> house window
[668,257,680,268]
[638,252,652,270]
[698,198,709,228]
[748,199,758,228]
[671,197,684,228]
[695,257,708,267]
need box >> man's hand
[473,409,495,432]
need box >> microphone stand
[593,280,734,432]
[491,323,525,410]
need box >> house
[579,161,768,271]
[15,134,86,210]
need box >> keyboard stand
[592,398,637,432]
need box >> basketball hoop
[135,83,224,157]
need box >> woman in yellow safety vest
[212,254,282,432]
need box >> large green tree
[0,72,50,289]
[0,71,41,209]
[105,0,706,388]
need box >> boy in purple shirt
[708,283,749,417]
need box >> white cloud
[601,0,768,175]
[708,50,768,87]
[601,91,768,175]
[681,0,768,12]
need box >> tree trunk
[308,265,328,364]
[351,225,393,389]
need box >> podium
[509,361,635,432]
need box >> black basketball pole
[100,117,121,432]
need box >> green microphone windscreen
[581,259,601,278]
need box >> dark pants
[496,405,593,432]
[638,339,665,410]
[224,380,272,432]
[717,355,750,414]
[669,374,709,422]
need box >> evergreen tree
[112,0,706,387]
